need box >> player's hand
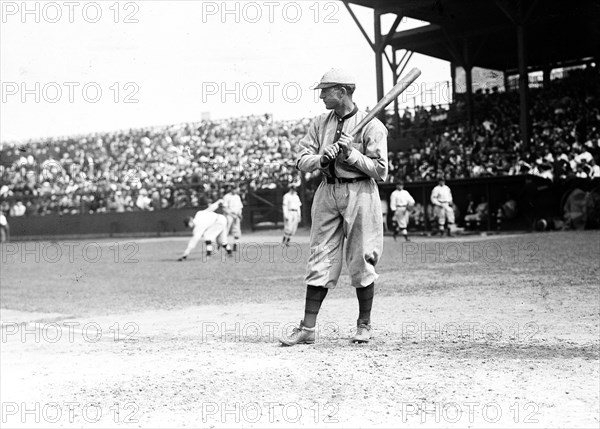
[337,132,353,158]
[320,144,340,166]
[324,144,340,159]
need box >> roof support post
[517,1,531,150]
[392,49,400,133]
[497,0,535,150]
[374,10,385,123]
[462,40,474,131]
[450,62,456,103]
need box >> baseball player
[464,196,489,231]
[178,200,232,261]
[279,68,388,346]
[282,185,302,246]
[390,181,415,241]
[222,185,244,251]
[430,176,455,236]
[0,212,9,243]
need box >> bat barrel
[349,67,421,136]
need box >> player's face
[320,86,343,110]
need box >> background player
[178,200,232,261]
[430,176,455,236]
[282,184,302,246]
[222,185,244,251]
[0,211,9,243]
[390,180,415,241]
[464,195,489,231]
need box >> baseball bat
[348,67,421,136]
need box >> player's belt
[289,209,298,212]
[325,176,369,184]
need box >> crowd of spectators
[1,114,306,216]
[1,66,598,217]
[387,67,600,183]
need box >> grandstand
[1,0,599,237]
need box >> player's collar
[334,104,358,120]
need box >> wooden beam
[382,14,404,47]
[396,50,410,73]
[398,51,414,77]
[342,1,375,51]
[374,10,385,119]
[495,0,517,25]
[383,49,395,71]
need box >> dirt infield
[1,231,599,428]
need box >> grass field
[1,230,599,427]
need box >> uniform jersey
[430,185,453,205]
[283,192,302,218]
[192,200,221,227]
[430,185,455,227]
[222,193,243,216]
[390,189,415,211]
[297,106,388,181]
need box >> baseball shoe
[225,244,233,256]
[351,319,371,344]
[404,236,411,242]
[233,243,239,252]
[177,255,187,261]
[279,321,315,346]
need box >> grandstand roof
[348,0,600,72]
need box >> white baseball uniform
[0,213,8,243]
[390,189,415,229]
[430,184,455,227]
[222,192,243,239]
[181,201,228,258]
[283,190,302,239]
[296,105,388,288]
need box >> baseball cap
[313,68,356,89]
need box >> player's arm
[408,193,415,208]
[205,200,222,212]
[296,118,333,172]
[389,192,397,212]
[337,120,388,181]
[282,194,289,220]
[430,189,440,206]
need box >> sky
[0,0,452,142]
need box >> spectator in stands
[136,189,152,211]
[10,201,26,217]
[0,68,598,216]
